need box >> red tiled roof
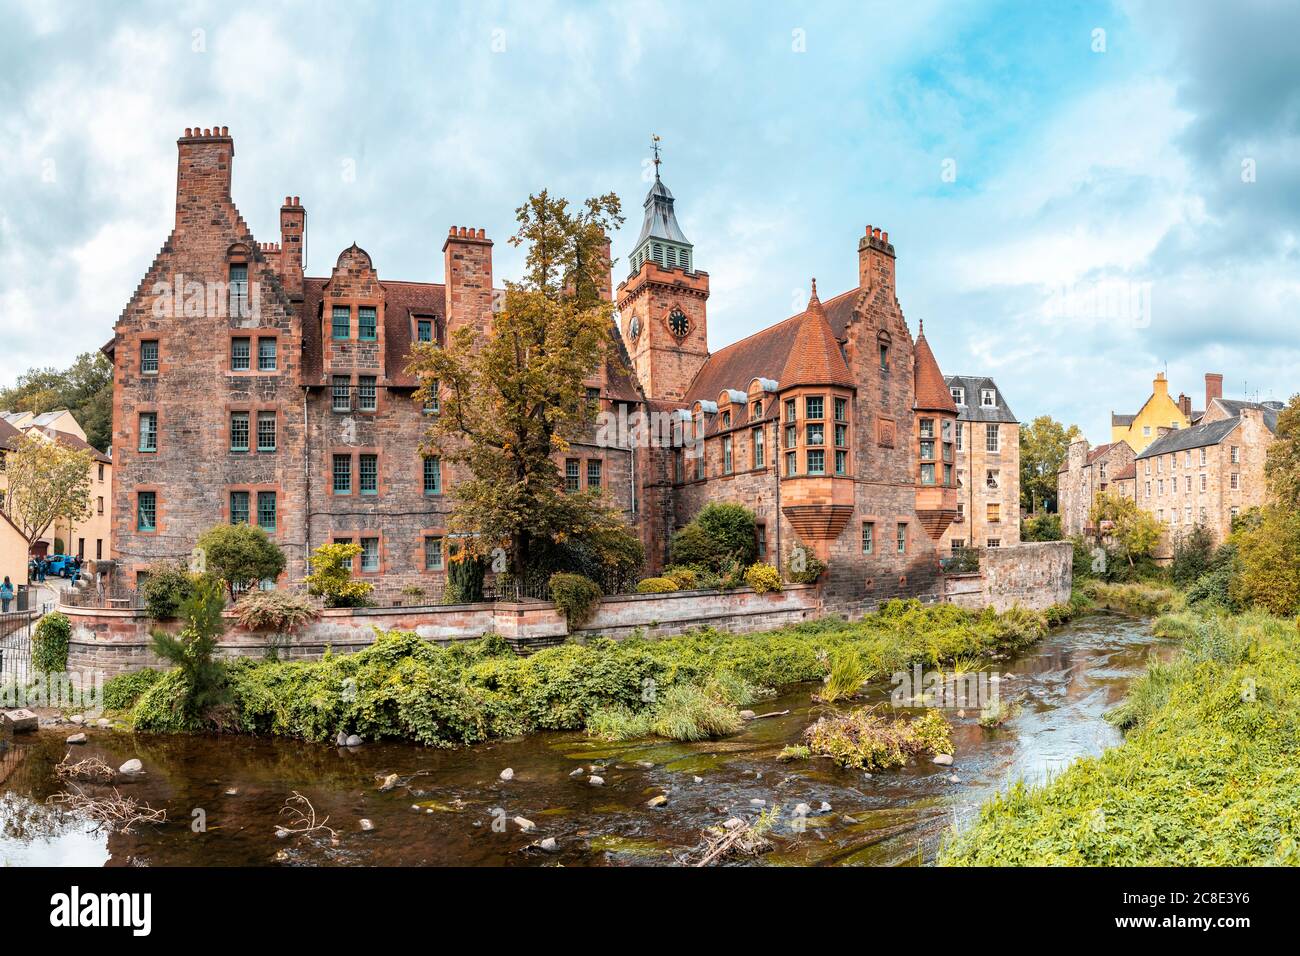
[1111,463,1137,481]
[913,328,957,413]
[779,284,855,390]
[685,285,859,403]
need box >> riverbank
[940,607,1300,865]
[108,596,1086,748]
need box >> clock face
[668,308,689,338]
[629,315,640,339]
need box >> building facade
[1134,397,1280,555]
[1109,371,1216,454]
[108,128,970,606]
[939,376,1020,551]
[1057,439,1136,537]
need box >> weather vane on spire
[651,134,662,179]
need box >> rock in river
[647,795,668,809]
[588,775,605,787]
[932,753,954,766]
[499,767,515,781]
[66,733,87,745]
[119,759,143,774]
[514,816,535,832]
[345,734,362,748]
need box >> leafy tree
[2,433,92,559]
[669,503,758,571]
[1019,415,1082,513]
[1229,506,1300,615]
[150,575,230,726]
[1022,512,1063,541]
[0,351,114,452]
[304,542,374,608]
[194,523,286,599]
[407,189,628,578]
[1171,523,1215,586]
[1264,393,1300,509]
[140,561,203,619]
[1088,491,1161,568]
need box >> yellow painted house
[1110,372,1193,455]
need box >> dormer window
[417,319,433,343]
[751,400,762,420]
[229,263,249,318]
[358,307,378,341]
[981,388,996,407]
[721,410,731,428]
[951,386,965,406]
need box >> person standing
[1,576,14,613]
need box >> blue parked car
[44,555,78,578]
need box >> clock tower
[616,142,710,402]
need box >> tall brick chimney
[279,195,305,299]
[443,226,494,341]
[858,225,896,293]
[1177,392,1192,419]
[175,126,233,228]
[1205,372,1223,409]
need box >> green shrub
[195,523,286,598]
[446,552,487,604]
[670,503,758,570]
[1171,523,1215,586]
[140,562,202,620]
[127,600,1054,747]
[661,565,701,589]
[804,708,951,770]
[785,547,827,584]
[102,668,162,713]
[1082,579,1178,616]
[32,612,71,673]
[141,576,230,730]
[232,589,320,633]
[635,577,678,594]
[304,543,374,608]
[1185,566,1236,610]
[549,572,603,630]
[744,563,781,594]
[1022,513,1063,542]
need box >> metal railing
[59,586,146,610]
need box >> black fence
[0,611,34,685]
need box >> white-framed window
[980,388,995,407]
[1230,473,1240,490]
[950,386,965,406]
[985,424,999,452]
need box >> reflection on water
[0,612,1174,867]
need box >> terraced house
[108,128,988,606]
[939,376,1020,552]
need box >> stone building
[1109,371,1226,455]
[939,376,1020,551]
[107,128,966,607]
[1134,397,1281,555]
[1057,439,1136,537]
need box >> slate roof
[1214,399,1282,432]
[945,375,1018,424]
[632,177,692,249]
[1136,418,1242,459]
[45,429,112,464]
[1111,412,1135,427]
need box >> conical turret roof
[913,321,957,413]
[779,280,855,390]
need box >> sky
[1,0,1297,443]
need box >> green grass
[127,597,1074,748]
[1081,579,1180,616]
[804,708,952,770]
[941,610,1300,865]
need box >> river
[0,611,1174,866]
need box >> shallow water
[0,612,1174,867]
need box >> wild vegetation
[125,598,1066,747]
[804,708,951,770]
[942,610,1300,865]
[32,611,71,673]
